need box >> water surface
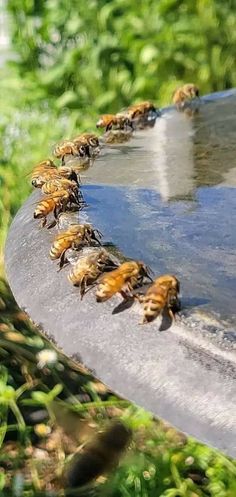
[82,91,236,330]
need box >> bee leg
[80,277,87,300]
[59,250,69,270]
[40,217,47,229]
[71,241,82,252]
[134,293,145,303]
[106,123,113,132]
[139,315,148,325]
[83,282,97,297]
[47,219,57,229]
[168,307,175,322]
[94,230,103,245]
[120,287,134,301]
[91,234,102,245]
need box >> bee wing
[53,232,84,242]
[31,191,67,206]
[145,265,155,280]
[26,161,57,176]
[32,196,50,206]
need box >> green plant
[7,0,236,112]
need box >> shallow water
[80,91,236,329]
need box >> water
[80,91,236,330]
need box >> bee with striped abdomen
[172,84,200,109]
[54,140,91,164]
[42,178,78,195]
[33,189,84,228]
[68,248,118,298]
[42,177,84,206]
[139,274,180,324]
[123,101,159,128]
[50,224,102,269]
[96,260,152,303]
[96,114,133,143]
[73,133,100,157]
[96,114,133,132]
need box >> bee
[68,248,118,298]
[65,420,132,488]
[96,260,152,303]
[73,133,100,157]
[34,189,84,228]
[42,177,84,206]
[96,114,133,132]
[54,140,91,164]
[118,101,159,129]
[140,274,180,324]
[126,101,157,120]
[49,224,102,269]
[42,178,78,195]
[31,160,59,188]
[57,166,79,183]
[172,84,200,109]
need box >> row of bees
[31,85,199,325]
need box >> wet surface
[82,183,236,330]
[5,89,236,456]
[80,91,236,332]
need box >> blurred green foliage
[7,0,236,112]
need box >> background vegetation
[1,0,236,494]
[7,0,236,111]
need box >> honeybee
[172,84,200,109]
[31,160,59,187]
[50,224,102,269]
[57,166,79,183]
[34,190,84,228]
[73,133,100,157]
[96,114,133,132]
[96,260,152,303]
[42,177,84,207]
[118,101,159,129]
[140,274,180,324]
[126,101,157,119]
[65,420,132,488]
[42,178,78,195]
[68,248,118,298]
[54,140,91,164]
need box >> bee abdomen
[143,293,165,321]
[68,266,83,285]
[50,238,72,260]
[96,284,108,302]
[50,242,62,260]
[34,200,51,218]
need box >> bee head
[79,144,90,158]
[96,118,103,128]
[89,137,100,147]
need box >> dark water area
[84,184,236,327]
